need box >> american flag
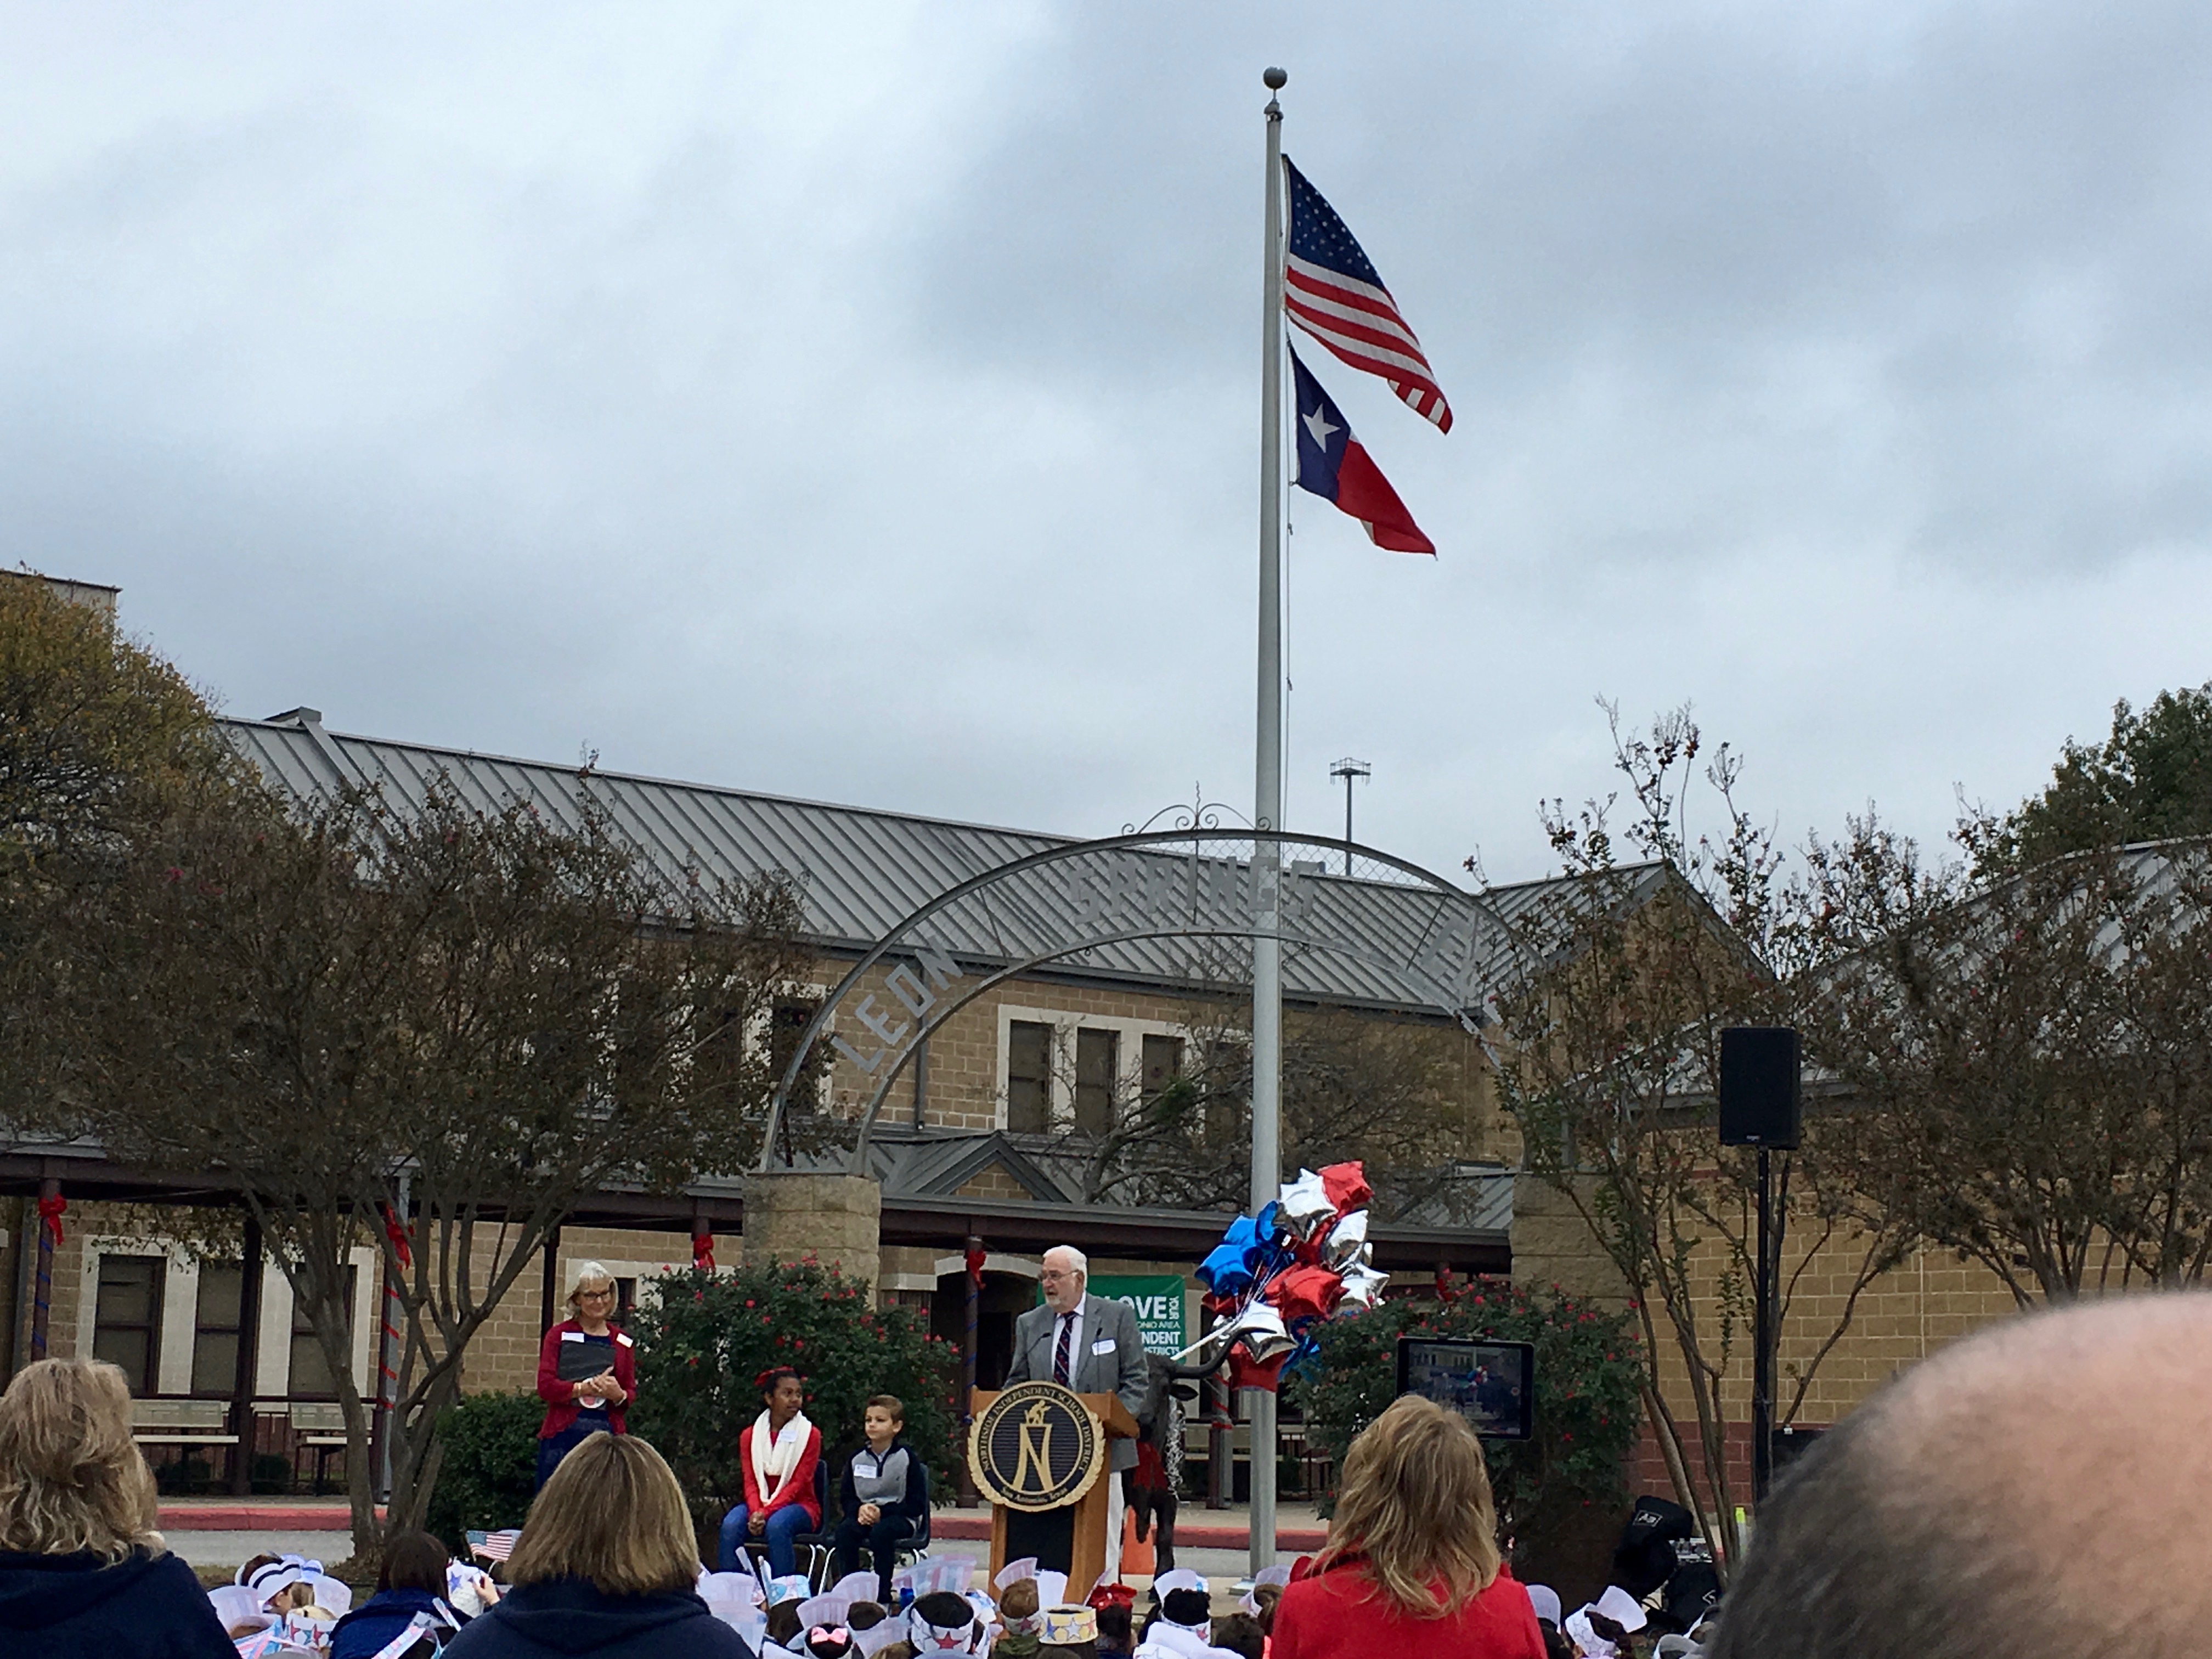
[468,1528,520,1564]
[1282,156,1453,433]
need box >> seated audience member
[1271,1395,1546,1659]
[332,1530,459,1657]
[1707,1294,2212,1659]
[0,1357,237,1659]
[719,1367,822,1576]
[996,1578,1044,1659]
[1093,1601,1134,1659]
[907,1589,989,1656]
[1211,1614,1265,1659]
[444,1431,747,1658]
[832,1393,929,1604]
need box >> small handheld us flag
[1282,155,1453,433]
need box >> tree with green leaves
[1293,1280,1643,1589]
[1997,682,2212,868]
[629,1259,958,1545]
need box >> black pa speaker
[1718,1026,1801,1148]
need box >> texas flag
[1289,345,1435,555]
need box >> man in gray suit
[1006,1245,1150,1579]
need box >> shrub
[424,1390,543,1550]
[1291,1278,1644,1580]
[630,1261,959,1537]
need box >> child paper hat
[830,1572,884,1607]
[1042,1606,1098,1645]
[1592,1586,1647,1632]
[1526,1585,1562,1627]
[911,1589,986,1654]
[1239,1565,1289,1616]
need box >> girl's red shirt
[1271,1555,1548,1659]
[533,1319,637,1439]
[740,1420,824,1527]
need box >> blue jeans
[720,1502,809,1575]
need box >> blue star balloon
[1195,1215,1265,1295]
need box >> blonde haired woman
[1271,1396,1547,1659]
[444,1432,748,1658]
[534,1260,637,1488]
[0,1358,236,1658]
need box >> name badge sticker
[560,1330,585,1342]
[1091,1338,1115,1356]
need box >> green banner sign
[1085,1273,1188,1357]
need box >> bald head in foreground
[1711,1294,2212,1659]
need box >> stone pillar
[742,1172,882,1288]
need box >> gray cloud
[3,1,2209,893]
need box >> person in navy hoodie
[0,1357,236,1659]
[444,1431,749,1659]
[331,1530,460,1657]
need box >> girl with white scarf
[717,1367,823,1577]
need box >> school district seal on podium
[968,1381,1103,1512]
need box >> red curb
[160,1505,361,1532]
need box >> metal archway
[755,826,1526,1172]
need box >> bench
[131,1397,239,1448]
[290,1402,348,1494]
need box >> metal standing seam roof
[222,712,1651,1011]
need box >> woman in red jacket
[715,1367,820,1575]
[1272,1395,1547,1659]
[533,1261,637,1489]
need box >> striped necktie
[1053,1312,1074,1385]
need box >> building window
[1141,1034,1185,1100]
[1075,1028,1119,1135]
[289,1267,358,1399]
[614,1277,638,1322]
[769,1000,822,1108]
[191,1262,245,1396]
[1006,1020,1052,1133]
[93,1255,165,1396]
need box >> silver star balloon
[1277,1168,1335,1240]
[1336,1264,1389,1309]
[1217,1298,1296,1360]
[1321,1209,1368,1268]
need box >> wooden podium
[970,1387,1139,1601]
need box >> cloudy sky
[5,3,2210,885]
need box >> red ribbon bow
[381,1205,411,1271]
[36,1194,65,1244]
[692,1231,716,1272]
[965,1244,986,1289]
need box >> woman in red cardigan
[534,1261,637,1489]
[715,1367,821,1576]
[1271,1395,1546,1659]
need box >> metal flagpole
[1249,64,1289,1578]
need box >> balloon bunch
[1176,1160,1388,1392]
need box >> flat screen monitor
[1394,1336,1536,1441]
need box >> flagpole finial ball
[1263,67,1288,90]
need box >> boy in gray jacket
[831,1395,930,1603]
